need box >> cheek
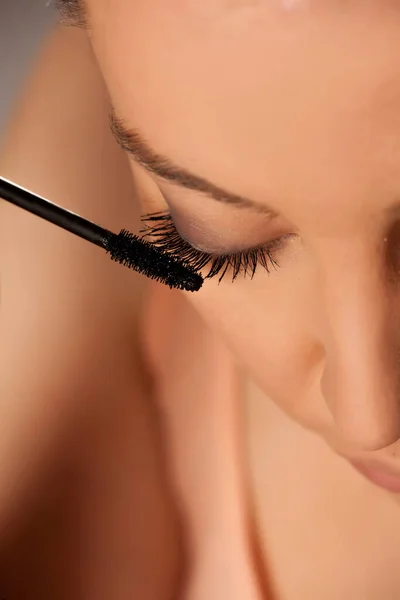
[187,276,323,425]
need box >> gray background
[0,0,55,136]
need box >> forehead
[87,0,400,228]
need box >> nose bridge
[319,239,400,451]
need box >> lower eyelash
[141,212,281,283]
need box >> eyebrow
[55,0,87,27]
[109,111,277,215]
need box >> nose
[320,241,400,451]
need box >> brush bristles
[104,230,203,292]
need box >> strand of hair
[53,0,87,28]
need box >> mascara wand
[0,176,203,292]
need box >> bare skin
[2,0,400,598]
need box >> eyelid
[171,214,235,255]
[175,221,290,257]
[168,203,290,255]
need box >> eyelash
[141,212,282,283]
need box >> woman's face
[86,1,400,476]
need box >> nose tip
[338,419,400,452]
[321,359,400,452]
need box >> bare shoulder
[0,24,147,376]
[0,26,182,598]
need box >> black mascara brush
[0,177,203,292]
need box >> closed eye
[141,212,287,283]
